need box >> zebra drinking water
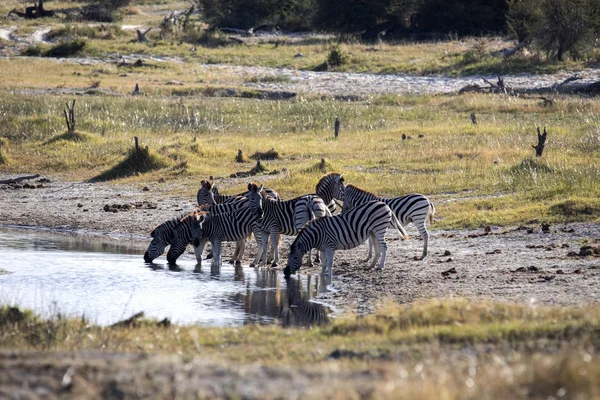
[284,201,408,283]
[340,183,435,260]
[166,204,263,266]
[246,182,331,268]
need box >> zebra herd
[143,173,435,283]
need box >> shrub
[43,39,86,57]
[507,0,600,61]
[327,44,348,67]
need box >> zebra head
[284,241,303,278]
[196,180,216,206]
[166,211,206,264]
[246,182,264,218]
[144,218,178,263]
[316,172,345,205]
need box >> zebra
[143,202,251,263]
[315,172,346,214]
[246,183,331,268]
[144,210,194,263]
[197,180,279,206]
[284,201,408,283]
[340,183,435,260]
[166,204,263,267]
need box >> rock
[484,225,492,234]
[541,223,551,233]
[158,177,165,183]
[527,266,540,272]
[103,204,111,212]
[574,268,583,274]
[77,203,83,207]
[443,250,451,256]
[556,270,564,274]
[142,186,150,191]
[441,267,457,276]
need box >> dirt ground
[1,173,599,316]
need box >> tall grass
[1,89,599,228]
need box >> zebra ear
[258,184,264,192]
[339,173,345,183]
[247,182,253,191]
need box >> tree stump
[63,100,76,133]
[334,117,340,138]
[533,126,547,157]
[136,28,152,42]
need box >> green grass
[1,85,599,228]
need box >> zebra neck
[349,186,380,201]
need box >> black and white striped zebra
[166,205,262,266]
[341,183,435,260]
[315,172,346,214]
[143,202,251,264]
[246,183,331,268]
[284,201,408,283]
[197,180,279,206]
[281,277,329,327]
[143,210,194,263]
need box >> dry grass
[1,299,599,398]
[0,81,599,228]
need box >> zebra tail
[428,202,436,225]
[390,212,409,240]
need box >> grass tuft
[45,130,92,144]
[549,198,600,221]
[250,148,280,160]
[43,39,87,58]
[91,146,168,182]
[304,158,336,173]
[0,138,10,165]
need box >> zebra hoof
[306,262,313,267]
[249,263,256,268]
[270,262,278,268]
[228,259,235,264]
[235,260,242,267]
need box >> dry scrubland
[1,0,600,397]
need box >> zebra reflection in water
[243,269,329,327]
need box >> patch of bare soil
[1,174,599,315]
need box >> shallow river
[0,227,329,327]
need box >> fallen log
[0,174,41,184]
[110,311,145,328]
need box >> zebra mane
[151,212,190,237]
[317,172,344,186]
[346,184,379,198]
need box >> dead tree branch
[136,28,152,42]
[63,100,76,133]
[0,174,40,184]
[533,126,548,157]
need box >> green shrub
[327,44,348,67]
[43,39,87,58]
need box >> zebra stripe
[284,201,408,283]
[197,180,279,206]
[341,184,435,260]
[315,172,345,211]
[247,188,331,267]
[166,205,262,266]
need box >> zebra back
[198,206,257,243]
[343,184,434,227]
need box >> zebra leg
[259,230,270,267]
[369,232,382,269]
[235,239,246,266]
[270,230,280,268]
[415,217,429,260]
[377,239,388,271]
[306,248,314,267]
[320,250,327,276]
[250,230,263,268]
[230,240,240,264]
[194,238,208,263]
[324,249,335,284]
[363,237,373,262]
[211,239,223,268]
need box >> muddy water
[0,228,329,327]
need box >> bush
[327,44,348,67]
[43,39,86,57]
[508,0,600,61]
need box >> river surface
[0,227,329,327]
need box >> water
[0,227,330,327]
